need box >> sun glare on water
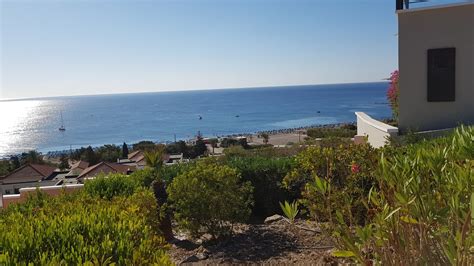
[0,100,44,157]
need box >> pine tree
[122,142,129,159]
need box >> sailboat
[59,111,66,131]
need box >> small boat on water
[199,115,202,120]
[59,111,66,131]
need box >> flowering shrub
[333,126,474,264]
[284,143,379,225]
[387,70,399,119]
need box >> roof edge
[397,1,474,15]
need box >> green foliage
[131,163,195,187]
[220,138,249,149]
[84,174,141,200]
[0,190,171,265]
[279,200,299,223]
[167,160,253,238]
[0,160,11,176]
[122,142,129,158]
[166,140,190,158]
[144,148,165,169]
[334,126,474,264]
[58,153,69,170]
[132,140,157,152]
[306,127,356,139]
[191,136,207,158]
[20,150,44,165]
[95,144,122,162]
[81,146,100,165]
[285,143,379,225]
[225,156,295,217]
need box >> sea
[0,82,391,157]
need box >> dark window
[427,48,455,102]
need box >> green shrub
[84,173,141,200]
[0,190,170,265]
[225,156,295,217]
[284,143,379,225]
[334,126,474,264]
[306,127,356,139]
[131,163,195,188]
[167,160,253,238]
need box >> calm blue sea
[0,82,391,157]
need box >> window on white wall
[427,48,456,102]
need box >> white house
[356,1,473,147]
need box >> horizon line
[0,80,389,102]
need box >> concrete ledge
[355,112,399,148]
[2,184,84,209]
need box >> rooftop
[396,1,474,14]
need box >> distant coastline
[0,82,391,157]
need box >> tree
[58,154,69,170]
[166,141,189,158]
[96,144,121,162]
[191,136,207,158]
[10,156,20,170]
[261,133,270,145]
[20,150,43,165]
[144,146,166,169]
[122,142,129,159]
[208,138,218,154]
[82,146,99,165]
[132,141,156,152]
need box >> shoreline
[0,119,373,159]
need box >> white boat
[59,111,66,131]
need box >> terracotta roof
[78,162,133,179]
[127,150,142,160]
[70,160,89,170]
[29,164,56,177]
[1,164,56,181]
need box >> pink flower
[351,163,360,174]
[387,70,399,119]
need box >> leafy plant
[284,143,379,225]
[334,126,474,264]
[0,190,171,265]
[84,173,140,200]
[279,200,299,223]
[167,160,253,238]
[225,156,295,217]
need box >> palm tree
[144,147,165,169]
[143,146,165,169]
[262,133,269,145]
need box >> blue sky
[0,0,465,99]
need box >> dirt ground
[251,133,307,146]
[168,216,339,265]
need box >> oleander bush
[333,126,474,264]
[0,189,171,265]
[284,142,379,225]
[167,160,253,238]
[224,156,295,218]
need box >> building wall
[355,112,399,148]
[398,3,474,132]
